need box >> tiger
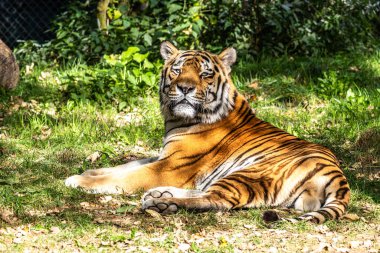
[65,41,350,223]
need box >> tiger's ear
[218,47,237,73]
[160,41,179,61]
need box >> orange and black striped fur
[65,41,350,223]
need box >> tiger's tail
[298,186,350,223]
[264,180,350,224]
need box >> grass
[0,49,379,252]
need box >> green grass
[0,50,379,252]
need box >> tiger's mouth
[168,98,202,119]
[176,98,195,108]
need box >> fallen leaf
[0,208,18,224]
[144,209,164,221]
[312,242,331,253]
[50,226,60,234]
[26,209,47,217]
[15,231,25,238]
[33,126,52,141]
[125,246,138,252]
[79,201,102,211]
[243,224,256,229]
[0,243,6,251]
[195,237,205,245]
[101,241,110,246]
[115,112,143,127]
[99,195,113,204]
[341,213,360,221]
[13,238,23,244]
[249,81,260,90]
[41,126,52,138]
[178,243,190,252]
[94,215,131,227]
[25,63,34,75]
[116,205,135,214]
[349,241,361,248]
[247,94,258,103]
[315,225,329,234]
[80,202,90,208]
[349,66,360,72]
[268,246,278,253]
[125,200,138,206]
[116,242,128,250]
[139,246,152,252]
[38,71,52,81]
[363,240,373,248]
[86,151,102,163]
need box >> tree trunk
[97,0,110,33]
[0,39,19,89]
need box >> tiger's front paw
[142,187,180,214]
[142,186,203,202]
[142,198,179,214]
[141,187,204,214]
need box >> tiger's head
[159,41,238,124]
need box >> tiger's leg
[81,157,158,176]
[142,191,231,214]
[141,174,269,214]
[65,167,154,194]
[65,159,189,194]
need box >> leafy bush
[258,1,380,55]
[60,47,162,108]
[329,87,379,122]
[14,0,380,64]
[16,0,207,64]
[11,0,380,108]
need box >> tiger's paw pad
[142,187,178,201]
[142,199,178,214]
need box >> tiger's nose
[177,83,195,94]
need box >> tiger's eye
[172,68,180,74]
[201,72,213,79]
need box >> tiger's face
[159,41,237,124]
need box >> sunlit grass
[0,50,379,251]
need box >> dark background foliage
[11,0,380,64]
[5,0,378,107]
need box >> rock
[0,39,19,89]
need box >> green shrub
[60,47,162,108]
[257,1,379,55]
[16,0,207,64]
[14,0,380,64]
